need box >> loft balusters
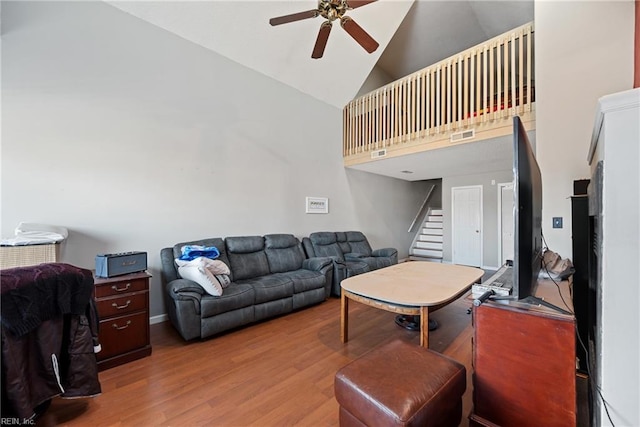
[343,22,535,166]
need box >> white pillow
[177,267,222,297]
[215,274,231,288]
[176,257,231,296]
[204,259,230,276]
[206,260,231,288]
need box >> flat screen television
[512,115,543,301]
[511,116,569,314]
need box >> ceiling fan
[269,0,379,59]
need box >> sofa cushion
[335,232,352,255]
[309,232,344,261]
[226,236,264,253]
[274,270,326,294]
[236,275,294,304]
[226,236,270,281]
[309,232,337,246]
[200,283,255,318]
[345,231,373,256]
[358,256,393,271]
[264,234,305,273]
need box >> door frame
[451,185,483,266]
[497,181,514,266]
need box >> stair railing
[408,184,436,233]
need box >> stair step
[422,228,443,235]
[411,248,443,258]
[415,241,442,250]
[411,207,444,263]
[418,234,443,243]
[424,222,443,229]
[409,255,443,263]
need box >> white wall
[1,1,429,317]
[356,65,394,97]
[535,0,635,259]
[535,2,636,425]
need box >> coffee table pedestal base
[395,315,439,332]
[341,290,431,348]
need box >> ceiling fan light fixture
[269,0,379,59]
[318,0,348,22]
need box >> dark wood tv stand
[470,278,576,426]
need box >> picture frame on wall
[305,197,329,214]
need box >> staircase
[409,209,443,262]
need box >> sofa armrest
[302,256,333,271]
[166,278,206,315]
[165,278,203,340]
[168,278,207,296]
[303,256,335,299]
[328,256,346,265]
[372,248,398,258]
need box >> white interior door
[499,183,514,265]
[452,186,482,267]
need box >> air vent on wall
[371,149,387,159]
[450,129,475,143]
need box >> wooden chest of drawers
[94,271,152,370]
[469,279,576,426]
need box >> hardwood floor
[36,294,477,427]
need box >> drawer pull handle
[111,300,131,310]
[111,283,131,292]
[112,320,132,330]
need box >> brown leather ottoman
[334,340,466,427]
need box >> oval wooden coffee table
[340,261,484,348]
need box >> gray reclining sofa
[302,231,398,297]
[161,234,333,341]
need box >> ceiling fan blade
[347,0,377,9]
[269,9,318,26]
[340,17,379,53]
[312,22,332,59]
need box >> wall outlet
[552,217,563,229]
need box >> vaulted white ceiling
[106,1,533,108]
[107,0,414,108]
[105,0,534,180]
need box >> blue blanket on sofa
[179,245,220,261]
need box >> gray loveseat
[160,234,333,341]
[302,231,398,297]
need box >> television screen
[512,115,543,300]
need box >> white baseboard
[150,314,168,325]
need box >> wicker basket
[0,244,60,269]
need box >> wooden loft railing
[343,22,535,166]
